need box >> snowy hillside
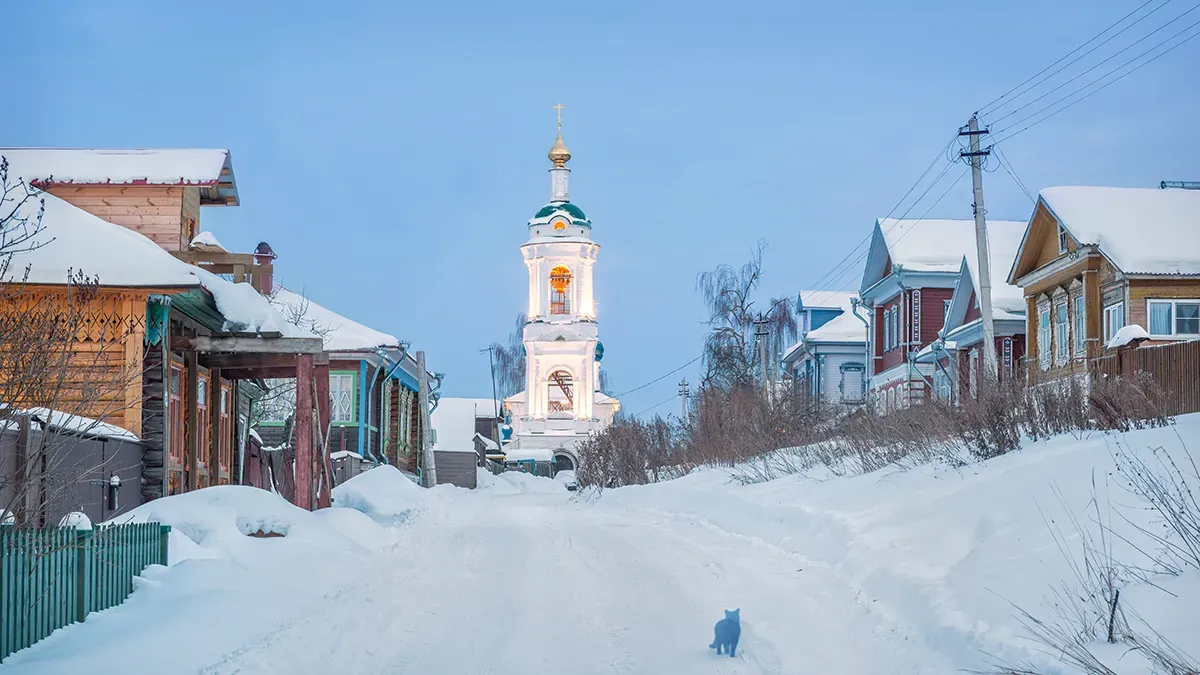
[3,420,1197,674]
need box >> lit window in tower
[550,266,572,315]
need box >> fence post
[159,525,171,566]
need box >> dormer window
[1058,222,1070,254]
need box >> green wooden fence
[0,522,171,662]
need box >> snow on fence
[1089,339,1200,416]
[0,521,171,662]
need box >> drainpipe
[358,360,374,463]
[929,334,956,406]
[850,297,871,406]
[368,346,408,465]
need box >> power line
[989,2,1200,127]
[800,159,963,310]
[994,146,1036,204]
[612,355,702,399]
[981,0,1174,117]
[798,134,958,296]
[632,392,680,418]
[991,18,1200,145]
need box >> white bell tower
[503,105,620,470]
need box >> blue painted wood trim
[358,360,368,458]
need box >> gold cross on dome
[553,102,566,128]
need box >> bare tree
[489,313,526,401]
[1,157,143,526]
[696,241,796,389]
[251,287,335,428]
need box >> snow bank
[58,511,93,530]
[332,465,426,521]
[596,415,1200,672]
[484,471,565,496]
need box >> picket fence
[0,522,171,662]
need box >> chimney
[253,241,277,295]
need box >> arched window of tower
[547,369,574,417]
[549,266,572,315]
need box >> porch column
[185,351,199,492]
[315,360,332,508]
[295,353,314,510]
[209,368,222,481]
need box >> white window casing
[1037,296,1052,370]
[1053,288,1069,367]
[1072,292,1086,357]
[330,373,355,423]
[912,289,922,344]
[1103,302,1125,344]
[1147,299,1200,338]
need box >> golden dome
[548,130,571,167]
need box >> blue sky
[4,1,1198,415]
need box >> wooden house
[781,291,869,407]
[3,149,330,510]
[914,220,1028,403]
[1007,187,1200,383]
[262,287,435,480]
[858,217,1026,411]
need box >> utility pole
[754,314,770,398]
[961,114,998,379]
[678,378,689,420]
[417,350,436,487]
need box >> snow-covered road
[196,486,951,675]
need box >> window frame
[549,265,573,316]
[329,371,357,424]
[1103,301,1125,345]
[1146,299,1200,339]
[1037,299,1052,370]
[882,307,890,353]
[1072,293,1086,357]
[1057,222,1069,254]
[168,364,184,465]
[911,289,921,344]
[219,382,232,473]
[968,348,979,400]
[197,372,209,469]
[1053,292,1069,366]
[943,299,952,325]
[839,363,865,404]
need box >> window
[1103,302,1125,344]
[1148,300,1200,338]
[911,290,921,343]
[839,364,865,403]
[1073,294,1086,356]
[969,349,979,400]
[168,365,184,465]
[219,384,232,474]
[1054,299,1069,365]
[330,373,355,423]
[1038,302,1052,370]
[547,370,575,416]
[1057,222,1069,254]
[883,308,891,352]
[892,305,900,349]
[197,375,209,468]
[549,265,572,315]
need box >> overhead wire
[977,0,1163,114]
[994,146,1036,204]
[991,17,1200,145]
[981,0,1177,118]
[988,1,1200,127]
[611,355,702,399]
[633,392,682,418]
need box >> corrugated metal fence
[0,522,171,662]
[1090,339,1200,416]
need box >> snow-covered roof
[193,269,315,338]
[1,148,229,186]
[962,220,1028,317]
[474,432,499,451]
[805,311,867,343]
[269,287,399,352]
[1040,186,1200,276]
[797,290,857,311]
[504,447,554,462]
[1,407,139,442]
[2,192,200,288]
[430,398,501,453]
[879,218,1030,274]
